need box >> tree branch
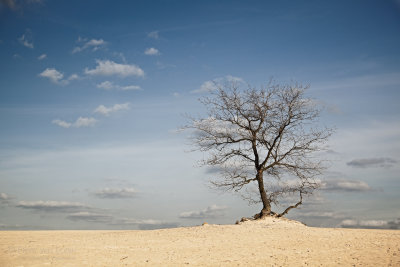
[277,191,303,217]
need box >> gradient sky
[1,0,400,230]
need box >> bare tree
[187,81,333,218]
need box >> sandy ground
[1,217,399,266]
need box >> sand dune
[1,217,399,266]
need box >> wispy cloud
[97,81,141,91]
[16,200,89,212]
[74,117,97,127]
[18,29,34,48]
[94,103,130,116]
[66,212,177,228]
[144,47,160,55]
[147,31,159,39]
[72,38,106,53]
[85,60,144,77]
[37,53,47,60]
[52,119,72,128]
[66,212,113,223]
[68,73,79,81]
[179,204,227,219]
[340,218,400,229]
[52,117,97,128]
[97,81,115,90]
[110,218,178,230]
[121,85,141,91]
[225,75,244,83]
[113,52,127,63]
[93,187,137,199]
[192,75,244,93]
[347,157,397,168]
[320,179,371,192]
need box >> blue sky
[0,0,400,230]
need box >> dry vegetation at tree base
[1,217,399,266]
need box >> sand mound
[236,216,306,228]
[1,222,399,266]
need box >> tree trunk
[256,171,271,218]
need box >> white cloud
[294,211,345,219]
[93,188,137,199]
[86,39,105,47]
[38,54,47,60]
[94,103,130,116]
[112,218,162,225]
[97,81,141,91]
[0,192,12,205]
[147,31,159,39]
[52,119,72,128]
[144,47,160,55]
[52,117,97,128]
[18,29,34,49]
[39,68,78,85]
[320,179,371,192]
[39,68,66,84]
[179,204,227,219]
[192,75,244,93]
[0,192,10,200]
[85,60,144,77]
[72,38,106,54]
[340,218,400,229]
